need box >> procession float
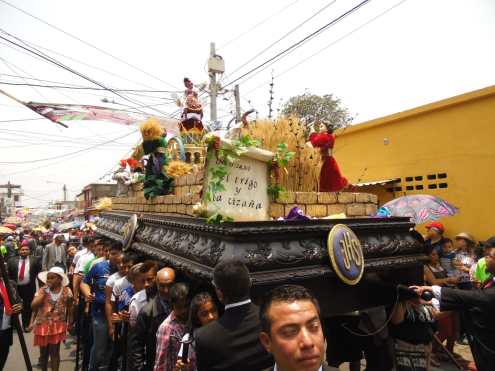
[96,78,425,315]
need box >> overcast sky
[0,0,494,208]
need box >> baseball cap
[425,221,444,233]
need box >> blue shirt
[83,260,110,317]
[117,285,134,312]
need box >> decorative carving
[96,212,424,286]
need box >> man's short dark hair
[259,284,320,334]
[139,260,158,274]
[122,252,138,264]
[213,259,250,302]
[442,238,453,246]
[110,242,123,251]
[82,236,95,245]
[170,282,190,307]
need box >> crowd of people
[0,221,493,371]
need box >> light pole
[45,181,67,202]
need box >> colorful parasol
[380,194,459,224]
[0,226,14,234]
[2,224,17,230]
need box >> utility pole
[63,184,67,202]
[234,85,241,123]
[268,72,275,119]
[209,42,218,123]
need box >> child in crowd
[154,283,191,371]
[175,292,219,371]
[32,267,73,371]
[439,238,458,277]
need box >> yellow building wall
[334,86,495,241]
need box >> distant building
[335,85,495,240]
[49,200,77,210]
[0,182,23,217]
[81,183,117,216]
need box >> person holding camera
[412,241,495,371]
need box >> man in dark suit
[195,260,273,371]
[7,241,41,331]
[412,241,495,371]
[0,277,23,370]
[259,284,338,371]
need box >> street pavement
[6,330,76,370]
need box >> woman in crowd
[453,232,477,290]
[31,267,73,371]
[174,292,219,371]
[423,248,462,363]
[390,297,438,370]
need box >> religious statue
[179,77,204,143]
[307,122,348,192]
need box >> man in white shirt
[73,238,96,304]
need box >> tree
[281,93,353,131]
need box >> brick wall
[113,172,378,219]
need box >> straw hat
[455,232,476,245]
[38,266,69,287]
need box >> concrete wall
[334,85,495,240]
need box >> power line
[0,129,138,164]
[243,0,408,97]
[0,81,177,97]
[0,75,180,94]
[0,0,180,90]
[226,0,337,78]
[0,33,177,118]
[224,0,371,89]
[0,117,45,123]
[0,37,176,92]
[218,0,302,50]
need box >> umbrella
[380,194,459,224]
[3,216,21,224]
[0,226,14,234]
[2,224,16,230]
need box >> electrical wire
[243,0,408,97]
[224,0,371,89]
[0,37,180,93]
[0,129,138,164]
[0,117,45,123]
[0,33,177,119]
[218,0,302,50]
[0,0,180,90]
[0,81,178,96]
[226,0,337,78]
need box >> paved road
[6,330,76,370]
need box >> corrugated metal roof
[354,178,400,187]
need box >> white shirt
[106,272,122,289]
[112,276,131,302]
[17,257,30,286]
[224,299,251,310]
[75,251,94,274]
[129,289,148,326]
[72,247,88,267]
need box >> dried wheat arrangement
[242,116,322,192]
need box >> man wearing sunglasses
[412,237,495,371]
